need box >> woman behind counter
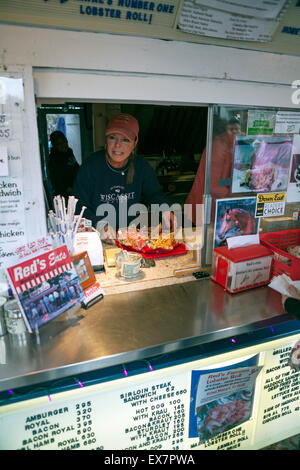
[73,113,176,241]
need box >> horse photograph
[214,197,260,248]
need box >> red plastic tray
[115,240,188,259]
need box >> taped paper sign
[0,145,8,176]
[0,177,26,270]
[193,0,287,19]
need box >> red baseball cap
[106,113,139,142]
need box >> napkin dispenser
[211,243,273,293]
[73,230,104,271]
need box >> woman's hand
[281,284,300,311]
[287,284,300,300]
[161,211,178,233]
[101,224,117,244]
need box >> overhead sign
[1,0,300,55]
[0,0,178,32]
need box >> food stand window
[38,100,300,270]
[199,105,300,266]
[36,100,210,290]
[38,101,208,210]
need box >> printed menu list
[254,341,300,446]
[22,405,85,450]
[178,0,281,42]
[1,338,300,450]
[120,380,187,450]
[0,372,189,450]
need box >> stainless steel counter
[0,280,289,392]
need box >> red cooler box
[211,244,273,293]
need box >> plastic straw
[48,195,86,255]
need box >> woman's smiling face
[106,132,136,168]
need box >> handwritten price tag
[0,114,11,140]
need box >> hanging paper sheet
[0,77,24,142]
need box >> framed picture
[232,136,293,193]
[287,135,300,202]
[214,197,260,249]
[71,251,96,289]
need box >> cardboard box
[211,244,273,293]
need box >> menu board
[0,334,300,450]
[0,370,189,450]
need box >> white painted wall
[33,70,295,108]
[0,24,300,107]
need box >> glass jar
[116,251,142,279]
[4,299,27,337]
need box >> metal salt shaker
[4,299,28,345]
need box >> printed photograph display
[214,197,260,248]
[6,245,84,333]
[290,154,300,184]
[188,356,261,443]
[72,251,96,289]
[286,135,300,202]
[289,339,300,371]
[231,136,293,193]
